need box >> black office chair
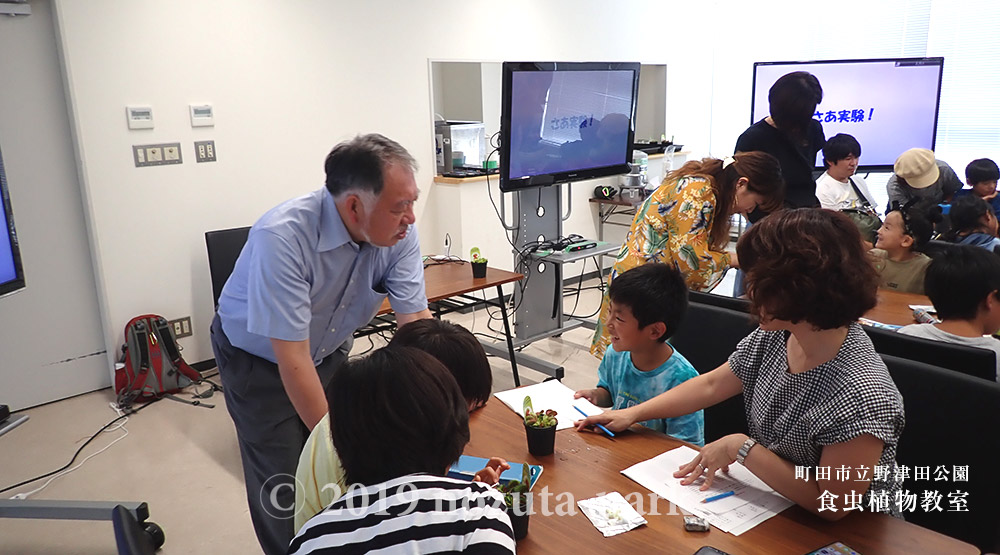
[923,238,959,258]
[687,290,751,313]
[863,325,996,381]
[881,354,1000,552]
[112,504,163,555]
[669,302,758,442]
[204,226,251,308]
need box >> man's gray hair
[324,134,418,198]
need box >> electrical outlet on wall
[167,316,193,338]
[195,140,217,163]
[132,142,182,167]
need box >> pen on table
[573,405,615,437]
[701,490,735,503]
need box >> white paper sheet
[620,446,793,536]
[493,380,604,430]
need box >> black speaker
[593,185,618,200]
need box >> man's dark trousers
[211,314,345,555]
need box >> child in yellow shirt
[293,319,499,532]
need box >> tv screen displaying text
[752,59,943,168]
[508,70,635,180]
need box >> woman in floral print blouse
[591,152,784,358]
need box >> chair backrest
[687,290,751,313]
[881,354,1000,552]
[669,302,758,442]
[923,238,959,258]
[863,325,996,381]
[112,505,156,555]
[205,226,251,308]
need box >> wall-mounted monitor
[751,57,944,172]
[500,62,640,192]
[0,144,25,297]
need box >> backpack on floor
[115,314,203,406]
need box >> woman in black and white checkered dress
[579,208,905,519]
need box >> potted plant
[497,462,532,540]
[469,247,488,278]
[522,396,557,456]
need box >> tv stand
[481,184,616,380]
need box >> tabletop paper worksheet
[622,445,793,535]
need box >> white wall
[20,0,995,407]
[0,0,106,410]
[49,0,715,382]
[435,62,484,122]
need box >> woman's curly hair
[737,208,879,330]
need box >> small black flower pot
[505,494,531,540]
[524,422,556,456]
[471,262,487,278]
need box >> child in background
[898,245,1000,381]
[942,194,1000,252]
[575,263,704,446]
[289,346,515,554]
[869,200,940,294]
[294,319,502,533]
[954,158,1000,220]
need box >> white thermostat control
[126,106,154,130]
[189,104,214,127]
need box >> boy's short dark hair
[965,158,1000,184]
[822,133,862,168]
[947,194,992,238]
[737,208,878,329]
[389,319,492,409]
[925,245,1000,320]
[329,346,470,486]
[608,263,688,342]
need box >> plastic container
[524,422,556,456]
[632,150,649,183]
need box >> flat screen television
[751,57,944,172]
[500,62,640,192]
[0,144,25,297]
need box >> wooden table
[466,401,977,554]
[863,290,933,327]
[370,262,526,385]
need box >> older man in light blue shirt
[211,134,431,555]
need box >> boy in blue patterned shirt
[575,263,704,445]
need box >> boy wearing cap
[885,148,963,210]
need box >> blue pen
[573,405,615,438]
[702,490,735,503]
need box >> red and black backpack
[115,314,202,406]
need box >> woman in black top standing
[736,71,825,221]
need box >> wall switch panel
[194,140,217,163]
[189,104,214,127]
[133,142,182,167]
[126,105,154,129]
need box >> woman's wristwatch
[736,437,758,465]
